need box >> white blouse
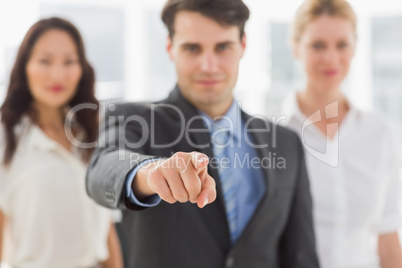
[270,92,402,268]
[0,117,111,268]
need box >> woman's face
[26,29,82,110]
[295,15,356,91]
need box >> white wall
[0,0,402,113]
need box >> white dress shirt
[270,91,402,268]
[0,117,111,268]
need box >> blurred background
[0,1,402,266]
[0,0,401,133]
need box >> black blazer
[86,87,319,268]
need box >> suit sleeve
[85,104,159,211]
[279,132,320,268]
[125,159,162,207]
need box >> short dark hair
[161,0,250,39]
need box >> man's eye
[217,44,229,51]
[338,42,348,49]
[185,45,200,52]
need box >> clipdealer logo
[63,101,287,168]
[301,101,339,167]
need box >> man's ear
[240,33,247,58]
[167,36,174,61]
[241,33,247,49]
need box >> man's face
[167,11,246,114]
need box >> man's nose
[200,52,219,73]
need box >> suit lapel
[233,112,277,246]
[243,111,276,198]
[163,86,215,159]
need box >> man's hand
[133,152,216,208]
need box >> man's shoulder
[107,101,153,115]
[102,99,192,130]
[272,121,300,143]
[105,99,177,115]
[242,112,300,146]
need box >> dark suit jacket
[86,87,319,268]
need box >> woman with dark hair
[0,17,122,267]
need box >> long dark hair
[0,17,99,165]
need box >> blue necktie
[211,127,238,243]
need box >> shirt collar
[198,100,242,139]
[279,90,361,125]
[18,116,59,152]
[19,115,85,154]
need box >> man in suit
[86,0,319,267]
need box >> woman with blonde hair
[0,17,122,268]
[272,0,402,267]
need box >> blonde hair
[292,0,357,46]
